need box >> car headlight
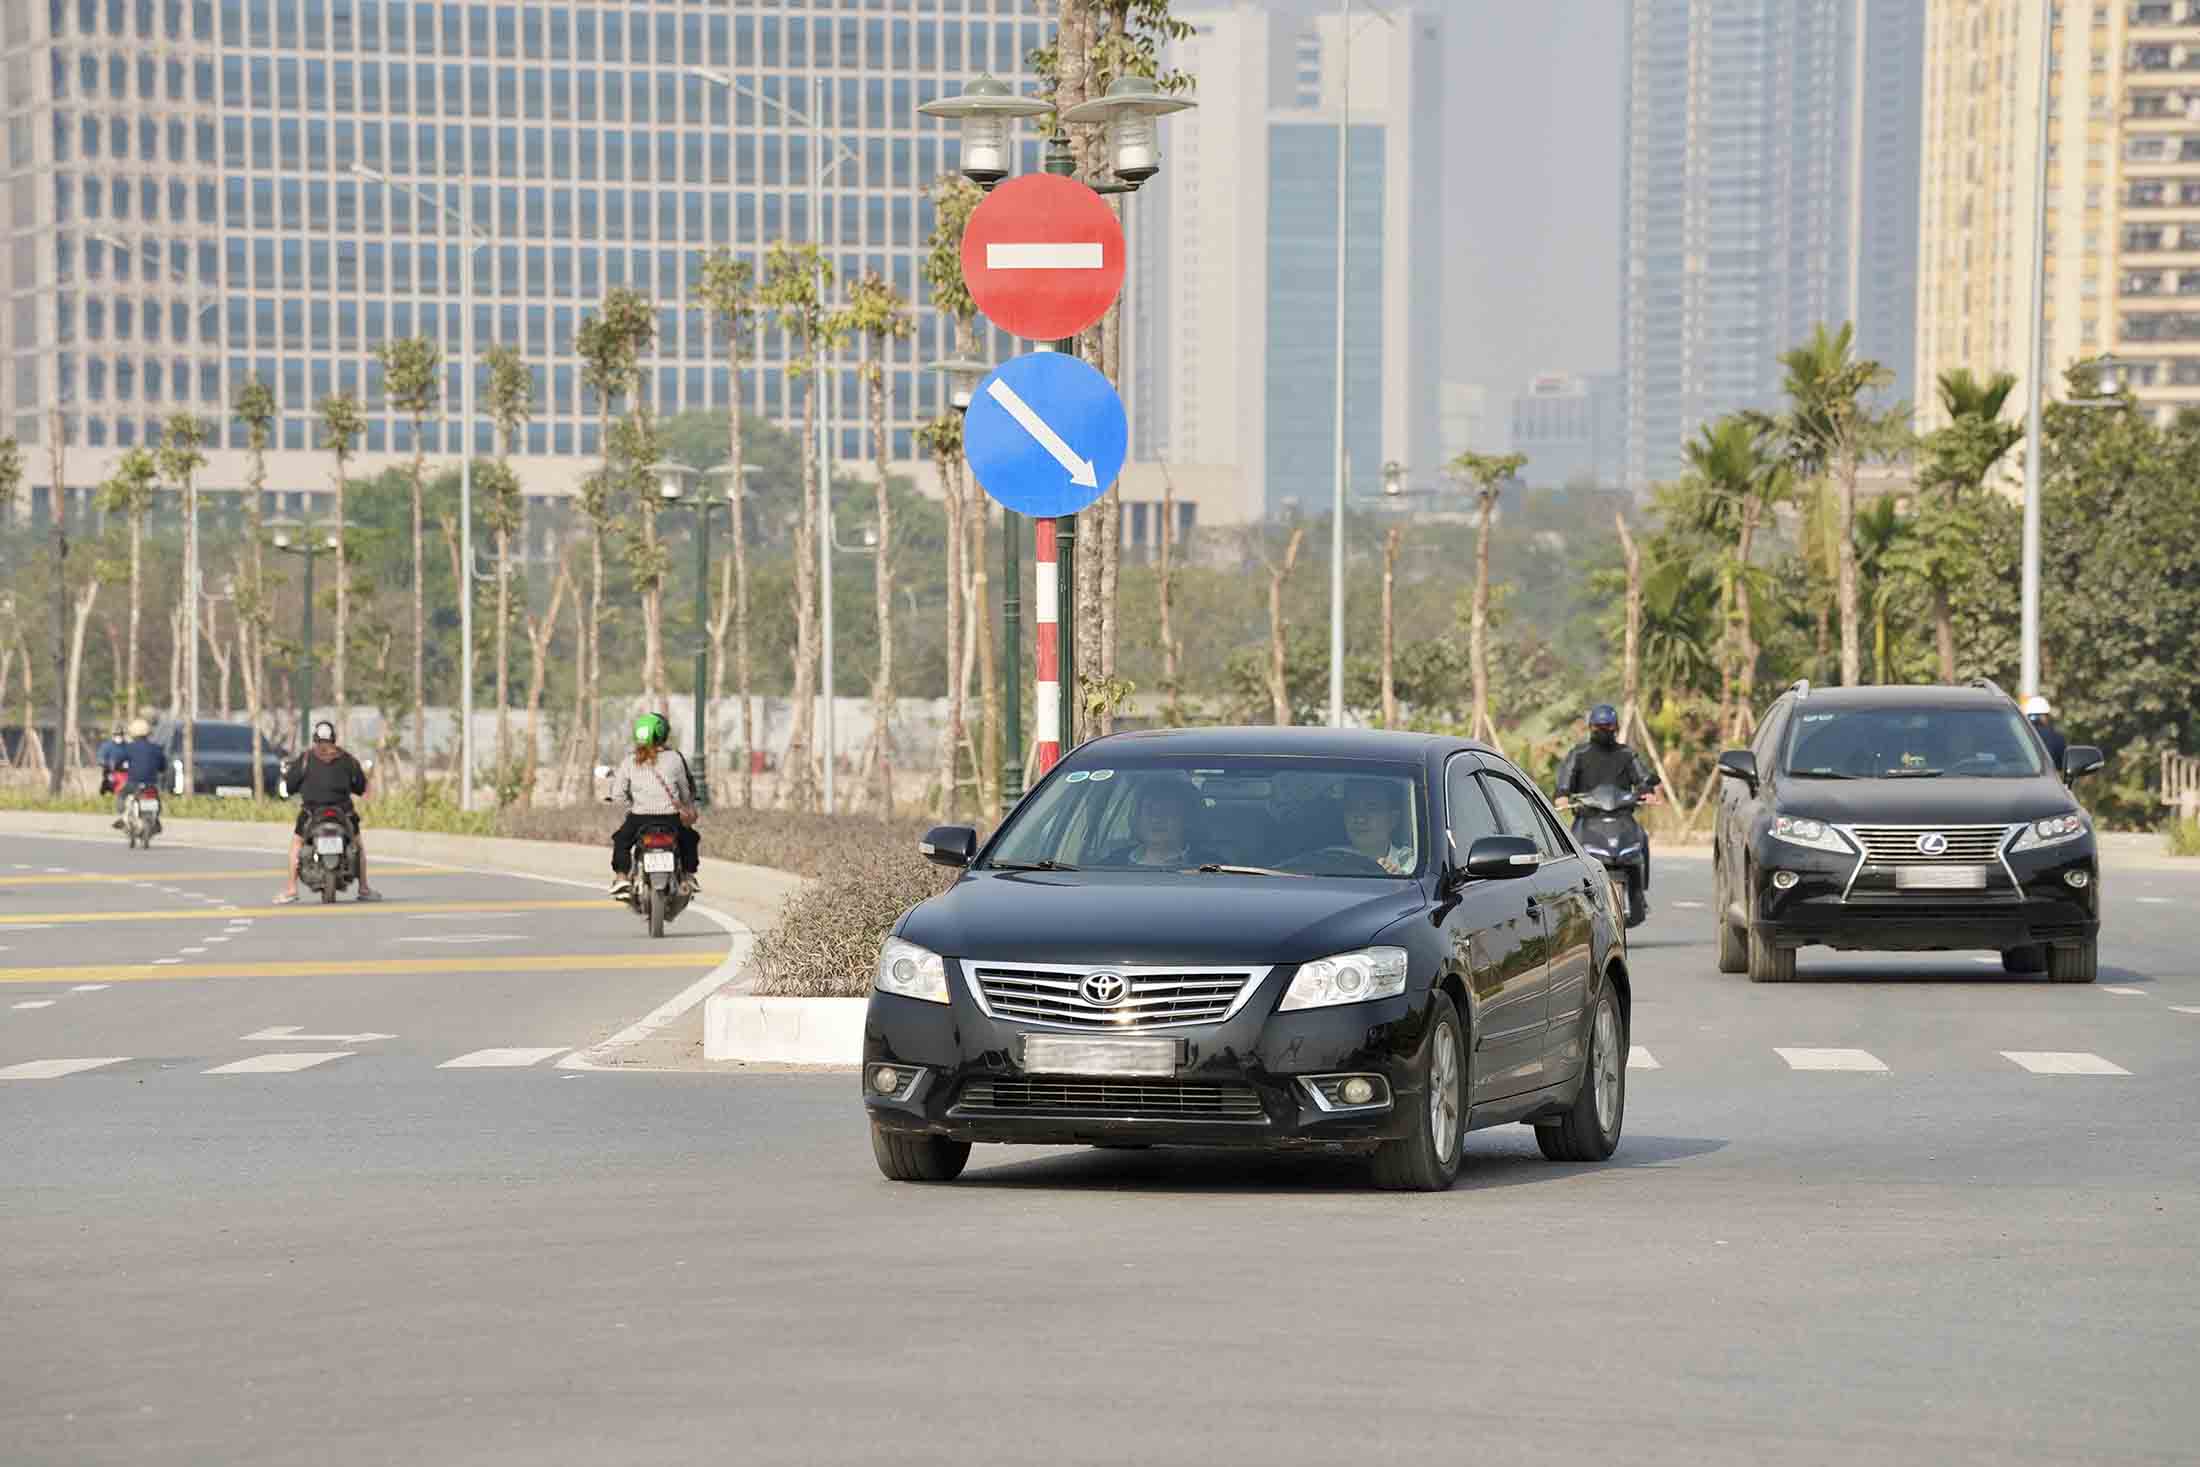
[873,937,949,1005]
[1769,815,1852,855]
[2010,812,2089,853]
[1279,946,1410,1012]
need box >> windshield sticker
[1800,712,1836,722]
[1088,769,1115,782]
[1063,770,1089,783]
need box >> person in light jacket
[608,712,702,899]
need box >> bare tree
[576,287,657,761]
[518,539,575,809]
[316,392,365,742]
[482,344,535,791]
[698,252,761,808]
[1448,451,1527,747]
[1262,525,1307,726]
[46,405,69,794]
[235,376,278,795]
[374,337,443,795]
[155,414,209,784]
[95,446,158,723]
[836,272,913,815]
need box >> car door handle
[1524,898,1540,917]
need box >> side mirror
[1717,749,1759,793]
[2063,745,2105,781]
[1461,834,1541,882]
[919,825,978,869]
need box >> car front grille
[955,1078,1266,1121]
[968,963,1263,1031]
[1845,825,2013,865]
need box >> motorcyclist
[109,719,168,828]
[276,720,378,903]
[2024,695,2069,768]
[608,712,701,900]
[1554,704,1662,901]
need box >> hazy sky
[1440,4,1625,396]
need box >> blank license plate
[1021,1035,1180,1078]
[314,836,346,856]
[136,803,159,816]
[1897,865,1988,890]
[641,851,677,873]
[217,785,252,798]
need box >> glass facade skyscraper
[1,0,1047,510]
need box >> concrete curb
[703,994,866,1065]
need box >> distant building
[1620,0,1924,488]
[1438,381,1493,461]
[1510,371,1621,488]
[1137,0,1443,517]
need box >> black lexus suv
[1713,680,2104,983]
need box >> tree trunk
[784,370,820,811]
[1098,280,1123,735]
[519,544,573,811]
[203,596,232,715]
[1836,446,1862,686]
[63,578,101,784]
[566,544,593,803]
[935,443,964,823]
[495,520,511,789]
[126,510,142,718]
[729,408,754,811]
[180,475,197,786]
[1266,527,1306,727]
[98,612,122,726]
[1472,492,1496,742]
[1735,497,1760,730]
[969,481,998,821]
[1615,512,1641,721]
[409,434,427,796]
[332,459,349,741]
[1381,525,1400,729]
[167,604,184,717]
[1933,584,1957,683]
[1158,464,1179,726]
[870,363,895,817]
[640,502,665,708]
[587,524,603,782]
[48,406,68,794]
[247,501,267,798]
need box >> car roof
[1782,684,2016,710]
[1075,725,1489,761]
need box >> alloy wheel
[1428,1021,1461,1160]
[1592,999,1621,1134]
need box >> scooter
[122,783,162,851]
[623,818,693,939]
[299,805,359,904]
[1563,782,1650,929]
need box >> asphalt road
[5,832,2198,1466]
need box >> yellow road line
[0,897,610,928]
[0,864,463,887]
[0,951,722,984]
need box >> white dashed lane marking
[2101,986,2147,996]
[440,1048,569,1069]
[1627,1046,1660,1070]
[12,999,56,1009]
[0,1057,129,1080]
[2001,1051,2132,1076]
[2137,897,2172,905]
[2169,1006,2200,1016]
[69,983,108,992]
[203,1052,354,1075]
[1776,1047,1890,1073]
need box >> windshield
[1784,706,2047,780]
[984,755,1427,878]
[195,724,257,752]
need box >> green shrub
[2166,819,2200,858]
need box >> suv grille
[1846,825,2012,865]
[956,1078,1265,1121]
[969,964,1261,1031]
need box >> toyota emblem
[1079,970,1130,1007]
[1916,832,1949,856]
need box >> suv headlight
[1279,947,1410,1012]
[873,937,949,1005]
[2010,812,2089,853]
[1769,815,1852,855]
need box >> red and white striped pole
[1033,519,1061,775]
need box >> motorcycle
[122,783,162,851]
[1562,782,1651,929]
[300,805,359,904]
[623,818,693,939]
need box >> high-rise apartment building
[1918,2,2200,430]
[1620,0,1924,490]
[0,0,1048,518]
[1135,0,1441,518]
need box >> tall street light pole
[651,462,723,807]
[351,164,484,806]
[2019,0,2053,702]
[270,523,339,740]
[1328,0,1352,731]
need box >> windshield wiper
[985,858,1078,873]
[1193,863,1305,878]
[1883,769,1945,779]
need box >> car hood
[899,870,1426,967]
[1773,775,2077,827]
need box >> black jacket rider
[1554,736,1660,801]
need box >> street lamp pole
[2018,0,2053,702]
[1328,0,1352,731]
[271,524,338,743]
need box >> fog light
[870,1065,903,1095]
[1340,1077,1377,1106]
[1772,870,1800,890]
[2065,869,2090,889]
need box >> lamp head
[1058,75,1196,184]
[919,75,1051,186]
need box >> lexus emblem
[1079,971,1130,1007]
[1916,832,1949,856]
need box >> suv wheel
[869,1122,971,1182]
[1714,855,1747,974]
[2047,938,2098,984]
[1746,872,1796,983]
[1371,992,1465,1192]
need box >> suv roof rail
[1968,676,2008,697]
[1787,678,1811,700]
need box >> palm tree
[759,242,841,811]
[95,446,158,726]
[154,414,208,784]
[1853,497,1916,685]
[482,345,534,789]
[315,393,364,742]
[375,336,443,795]
[837,271,913,815]
[234,376,277,791]
[1679,418,1789,735]
[1758,323,1898,687]
[697,252,761,809]
[576,287,656,765]
[1448,450,1528,745]
[1917,369,2021,680]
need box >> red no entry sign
[960,173,1127,342]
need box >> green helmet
[633,712,671,747]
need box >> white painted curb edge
[703,993,866,1066]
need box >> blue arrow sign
[963,352,1128,519]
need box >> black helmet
[1588,704,1619,730]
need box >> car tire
[1715,856,1747,974]
[1537,983,1625,1163]
[2001,945,2046,975]
[870,1121,971,1183]
[1746,874,1796,983]
[2048,939,2098,984]
[1371,991,1465,1192]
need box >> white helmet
[127,717,151,739]
[2023,695,2052,718]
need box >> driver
[276,720,378,904]
[1122,777,1201,868]
[1338,778,1416,874]
[1554,704,1662,806]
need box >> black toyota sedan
[861,728,1631,1191]
[1713,680,2105,983]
